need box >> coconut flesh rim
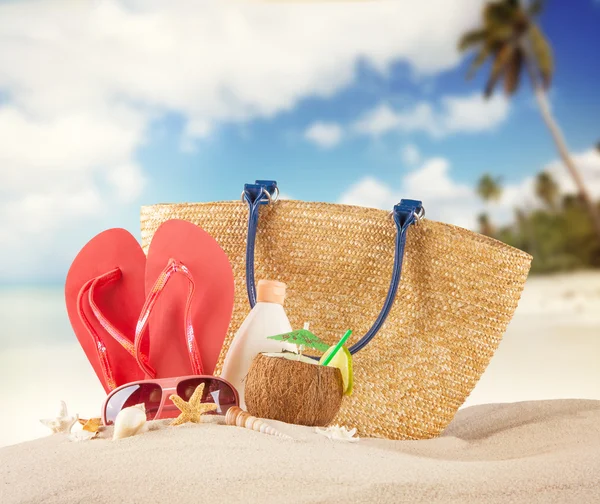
[262,351,319,365]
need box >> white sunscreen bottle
[221,280,296,408]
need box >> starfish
[170,383,218,426]
[40,400,79,434]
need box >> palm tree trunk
[532,86,600,240]
[520,36,600,240]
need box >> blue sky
[0,0,599,283]
[138,0,600,204]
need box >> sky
[1,0,599,284]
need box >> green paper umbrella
[267,323,330,353]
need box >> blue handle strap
[242,180,423,356]
[242,181,278,306]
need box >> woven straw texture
[140,200,532,440]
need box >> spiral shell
[225,407,291,439]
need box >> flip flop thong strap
[88,268,154,375]
[134,259,204,378]
[77,273,119,390]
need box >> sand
[1,399,599,503]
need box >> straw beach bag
[141,180,532,440]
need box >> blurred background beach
[0,0,598,448]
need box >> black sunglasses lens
[176,378,238,415]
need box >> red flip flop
[65,229,150,392]
[136,220,234,378]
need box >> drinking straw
[321,330,352,366]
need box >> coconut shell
[244,353,344,427]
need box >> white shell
[69,430,97,442]
[315,424,359,442]
[112,404,147,440]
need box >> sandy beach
[1,399,599,503]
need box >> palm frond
[459,0,552,96]
[485,43,515,97]
[486,24,515,44]
[477,174,503,202]
[528,0,545,16]
[458,29,488,51]
[535,171,560,209]
[484,0,519,28]
[528,24,553,88]
[504,47,523,94]
[467,46,492,79]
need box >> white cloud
[0,0,485,120]
[353,93,510,138]
[0,0,486,280]
[339,149,600,232]
[442,94,510,134]
[0,103,147,281]
[401,143,421,166]
[544,149,600,199]
[352,104,404,137]
[0,105,146,233]
[339,176,395,208]
[309,92,510,150]
[180,118,214,152]
[304,121,343,148]
[339,158,478,229]
[0,106,145,182]
[105,163,146,203]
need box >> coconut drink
[244,327,353,427]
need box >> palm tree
[476,174,502,236]
[514,207,527,231]
[478,213,494,236]
[514,207,528,245]
[477,173,502,202]
[459,0,600,239]
[535,171,559,210]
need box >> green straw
[321,330,352,366]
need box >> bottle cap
[257,280,287,305]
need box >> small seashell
[315,424,359,442]
[225,407,291,439]
[112,404,147,440]
[80,418,103,433]
[70,430,98,442]
[69,417,104,442]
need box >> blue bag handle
[242,179,423,356]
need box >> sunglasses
[101,375,239,425]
